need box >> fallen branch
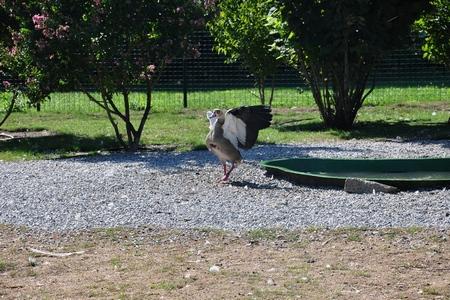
[29,247,85,257]
[0,132,14,140]
[321,237,335,246]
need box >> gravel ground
[1,139,449,232]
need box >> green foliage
[36,0,204,92]
[415,0,450,67]
[0,1,53,117]
[208,0,280,105]
[277,0,431,129]
[1,0,205,150]
[0,92,27,113]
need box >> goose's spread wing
[223,105,272,149]
[222,112,247,150]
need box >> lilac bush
[1,0,205,149]
[0,1,53,126]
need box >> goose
[205,105,272,183]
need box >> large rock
[344,178,399,194]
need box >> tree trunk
[124,75,153,152]
[101,91,126,149]
[257,78,265,105]
[268,76,275,107]
[307,59,374,130]
[0,91,18,128]
[122,90,135,150]
[80,64,157,151]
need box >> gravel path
[1,140,449,232]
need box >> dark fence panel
[2,30,449,113]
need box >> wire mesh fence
[6,31,450,113]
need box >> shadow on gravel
[71,144,364,171]
[64,139,449,172]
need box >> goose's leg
[221,162,236,182]
[217,162,227,182]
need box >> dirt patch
[0,226,449,299]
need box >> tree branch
[122,89,136,147]
[135,74,153,139]
[0,91,18,128]
[79,86,108,111]
[102,90,126,148]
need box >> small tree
[415,0,450,67]
[0,2,15,118]
[0,1,52,128]
[8,0,204,150]
[208,0,280,106]
[276,0,430,129]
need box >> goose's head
[212,109,225,121]
[206,109,220,130]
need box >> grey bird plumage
[206,105,272,182]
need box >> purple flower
[32,14,48,30]
[8,46,17,56]
[55,24,70,39]
[2,80,11,89]
[42,28,54,38]
[146,64,156,74]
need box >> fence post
[182,56,188,108]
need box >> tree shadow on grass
[274,119,325,132]
[276,120,450,143]
[0,133,119,156]
[349,121,450,141]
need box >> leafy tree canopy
[276,0,431,129]
[415,0,450,67]
[1,1,55,127]
[1,0,205,149]
[208,0,280,105]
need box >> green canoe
[260,157,450,189]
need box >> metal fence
[10,31,450,113]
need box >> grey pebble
[0,140,449,232]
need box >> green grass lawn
[9,85,450,113]
[1,94,448,161]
